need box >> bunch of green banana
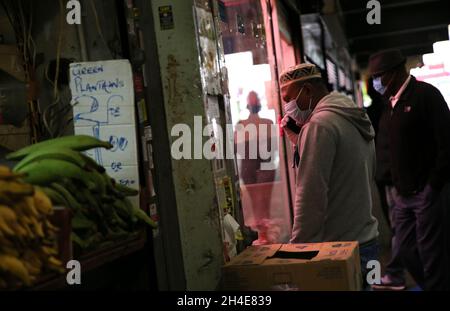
[9,135,157,257]
[0,166,63,290]
[6,135,113,161]
[63,175,157,253]
[12,136,114,194]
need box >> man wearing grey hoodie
[280,64,379,285]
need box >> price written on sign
[69,60,140,207]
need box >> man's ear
[303,82,312,96]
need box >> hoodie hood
[312,92,375,141]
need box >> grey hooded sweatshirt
[290,92,379,245]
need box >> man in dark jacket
[367,77,407,290]
[368,49,450,291]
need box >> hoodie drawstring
[293,145,300,168]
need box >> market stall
[0,0,160,290]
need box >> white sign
[69,60,140,207]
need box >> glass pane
[301,15,324,69]
[326,58,338,90]
[276,3,297,73]
[274,1,298,211]
[219,0,292,245]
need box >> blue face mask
[373,77,386,95]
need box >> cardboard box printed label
[222,241,362,291]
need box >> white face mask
[372,76,386,95]
[284,87,313,124]
[373,71,397,96]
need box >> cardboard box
[222,241,362,291]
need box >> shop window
[338,67,346,93]
[326,58,338,91]
[300,15,324,70]
[219,0,293,245]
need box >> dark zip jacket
[377,76,450,196]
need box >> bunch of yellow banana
[0,166,63,290]
[8,135,157,256]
